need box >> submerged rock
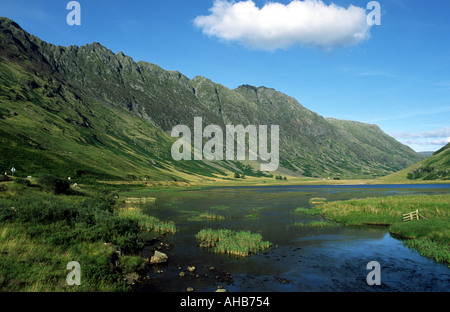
[124,272,139,285]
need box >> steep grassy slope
[406,143,450,180]
[0,18,230,181]
[191,79,424,178]
[380,143,450,182]
[327,118,424,174]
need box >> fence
[403,209,419,222]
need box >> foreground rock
[148,250,168,264]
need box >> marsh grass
[294,220,336,228]
[198,211,225,221]
[244,207,265,220]
[309,197,327,205]
[117,207,176,235]
[123,197,156,204]
[316,195,450,265]
[294,207,322,216]
[196,228,272,257]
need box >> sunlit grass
[117,207,176,235]
[309,197,327,205]
[294,207,322,216]
[315,195,450,265]
[294,220,336,228]
[196,228,272,257]
[198,211,225,221]
[0,183,173,291]
[123,197,156,204]
[0,224,124,291]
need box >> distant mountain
[418,151,434,158]
[0,17,424,181]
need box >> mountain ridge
[0,17,424,180]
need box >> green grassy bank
[0,176,175,291]
[313,195,450,266]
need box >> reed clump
[309,197,327,205]
[199,211,225,221]
[117,207,176,235]
[196,228,272,257]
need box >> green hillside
[0,18,231,181]
[406,143,450,180]
[0,17,424,181]
[378,143,450,182]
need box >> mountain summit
[0,17,423,180]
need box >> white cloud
[400,137,450,146]
[359,71,396,78]
[193,0,372,51]
[393,127,450,151]
[393,127,450,139]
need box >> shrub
[0,175,11,182]
[14,177,30,186]
[37,174,71,194]
[112,232,144,253]
[118,256,146,275]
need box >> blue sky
[1,0,450,152]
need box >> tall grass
[198,211,225,221]
[309,197,327,205]
[0,182,169,291]
[116,207,176,235]
[0,223,130,291]
[294,220,336,228]
[294,207,322,216]
[196,228,272,257]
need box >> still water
[136,184,450,292]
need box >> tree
[234,172,241,179]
